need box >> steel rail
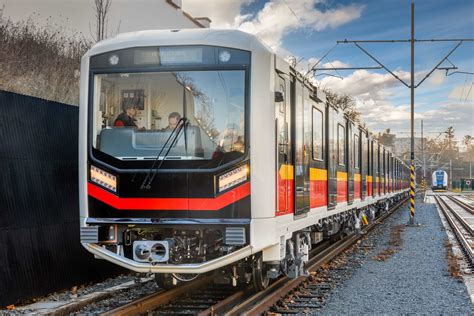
[197,240,333,316]
[101,197,408,316]
[224,197,409,316]
[101,275,213,316]
[435,196,474,263]
[448,196,474,214]
[439,196,474,235]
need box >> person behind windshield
[114,102,139,127]
[162,112,182,131]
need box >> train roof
[83,29,407,166]
[84,28,271,58]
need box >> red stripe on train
[87,182,250,211]
[354,179,361,199]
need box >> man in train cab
[162,112,182,131]
[114,102,139,127]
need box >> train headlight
[219,50,231,63]
[90,165,117,192]
[218,165,248,193]
[108,54,119,65]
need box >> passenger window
[354,134,359,169]
[338,124,345,166]
[312,108,323,161]
[279,84,285,113]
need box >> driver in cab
[114,102,139,127]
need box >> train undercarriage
[94,195,404,291]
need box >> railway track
[102,197,408,316]
[435,195,474,265]
[448,195,474,214]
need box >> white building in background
[1,0,210,39]
[105,0,211,34]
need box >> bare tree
[443,126,456,151]
[463,135,472,150]
[323,89,361,123]
[93,0,112,42]
[377,128,396,148]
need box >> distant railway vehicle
[432,170,448,191]
[79,29,410,290]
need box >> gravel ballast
[320,196,473,314]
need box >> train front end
[432,169,448,191]
[79,30,259,283]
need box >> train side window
[312,107,324,161]
[354,134,359,169]
[278,84,285,113]
[337,123,345,166]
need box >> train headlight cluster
[90,165,117,192]
[218,165,248,193]
[219,50,231,62]
[108,54,119,65]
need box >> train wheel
[154,273,175,290]
[252,254,270,291]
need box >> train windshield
[91,70,246,163]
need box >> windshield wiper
[140,117,187,190]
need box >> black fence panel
[0,90,122,306]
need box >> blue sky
[228,0,473,141]
[1,0,472,141]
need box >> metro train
[79,29,410,290]
[432,169,448,191]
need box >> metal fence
[0,90,122,306]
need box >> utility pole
[422,120,425,179]
[450,159,452,189]
[315,1,474,225]
[409,1,415,225]
[470,141,472,179]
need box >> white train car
[432,169,448,191]
[78,29,410,290]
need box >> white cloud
[237,1,364,49]
[428,70,446,86]
[449,83,474,101]
[185,1,364,50]
[318,69,410,101]
[183,0,253,28]
[316,69,473,138]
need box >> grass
[0,9,91,105]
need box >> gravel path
[320,197,473,314]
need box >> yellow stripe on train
[279,164,294,180]
[337,171,348,181]
[354,173,361,181]
[310,168,327,181]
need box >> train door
[293,80,310,216]
[327,106,337,209]
[275,73,292,216]
[397,160,400,190]
[336,116,348,204]
[354,129,361,200]
[368,139,373,197]
[385,150,389,193]
[347,122,354,204]
[310,101,327,208]
[381,148,385,195]
[373,142,379,197]
[360,129,367,200]
[387,153,391,193]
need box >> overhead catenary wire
[459,75,468,102]
[463,82,473,103]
